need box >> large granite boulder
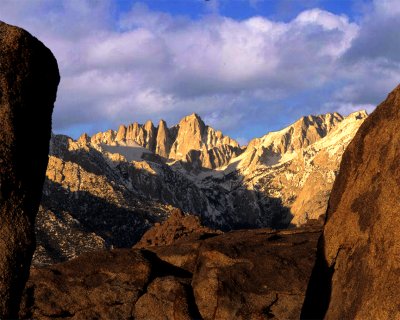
[190,228,320,319]
[0,21,59,318]
[20,250,152,319]
[133,276,195,320]
[301,85,400,319]
[21,223,321,319]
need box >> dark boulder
[301,85,400,319]
[0,21,59,318]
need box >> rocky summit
[302,85,400,319]
[34,110,367,265]
[91,112,241,170]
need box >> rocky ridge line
[90,113,242,169]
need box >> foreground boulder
[21,250,153,319]
[301,85,400,319]
[0,21,59,317]
[190,228,320,319]
[21,222,321,319]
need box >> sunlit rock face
[34,134,174,266]
[168,113,241,169]
[289,111,368,225]
[155,119,172,158]
[89,112,242,169]
[35,110,367,264]
[302,85,400,320]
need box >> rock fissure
[263,293,279,319]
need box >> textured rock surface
[34,134,174,266]
[21,223,321,319]
[301,85,400,319]
[135,208,222,248]
[155,119,172,158]
[190,227,321,319]
[0,21,59,317]
[234,113,343,173]
[168,113,241,169]
[133,276,194,320]
[20,250,152,319]
[290,111,368,225]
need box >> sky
[1,0,399,145]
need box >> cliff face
[155,120,172,158]
[168,113,241,169]
[290,111,368,225]
[169,113,206,160]
[301,85,400,319]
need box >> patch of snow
[100,142,152,162]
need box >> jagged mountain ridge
[34,110,367,265]
[89,113,242,170]
[231,112,344,173]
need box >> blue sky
[119,1,368,22]
[1,0,399,145]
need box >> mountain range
[34,110,367,265]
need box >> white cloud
[373,0,400,16]
[0,1,398,140]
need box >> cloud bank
[0,0,399,142]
